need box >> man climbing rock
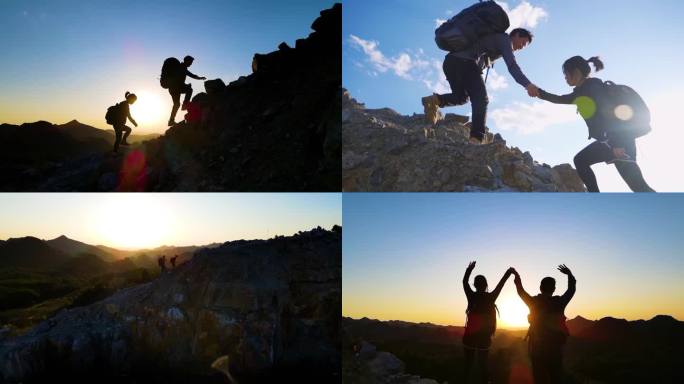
[160,55,207,126]
[424,1,539,144]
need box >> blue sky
[343,193,684,325]
[0,193,341,249]
[344,0,684,192]
[0,0,335,133]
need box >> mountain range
[343,316,684,383]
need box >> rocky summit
[342,90,585,192]
[0,227,342,383]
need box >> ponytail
[562,55,605,78]
[586,56,604,72]
[125,91,131,98]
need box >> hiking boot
[469,136,483,145]
[421,94,441,125]
[168,119,176,126]
[120,141,130,146]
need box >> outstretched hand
[200,76,207,80]
[526,83,540,98]
[558,264,572,275]
[467,261,476,271]
[506,267,515,275]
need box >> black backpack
[602,81,652,138]
[435,0,510,53]
[465,293,498,336]
[527,296,569,345]
[160,57,182,89]
[105,102,125,125]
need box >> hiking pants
[529,342,563,384]
[574,140,654,192]
[113,124,132,152]
[169,83,193,121]
[463,346,489,384]
[439,55,489,141]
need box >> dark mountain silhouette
[344,316,684,384]
[0,237,72,269]
[1,3,341,192]
[0,227,342,383]
[46,235,116,262]
[0,120,159,191]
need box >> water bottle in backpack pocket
[435,1,510,52]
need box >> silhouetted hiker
[425,1,539,144]
[160,55,207,126]
[536,56,654,192]
[158,255,167,273]
[462,261,514,384]
[105,91,138,153]
[512,265,576,384]
[170,255,178,268]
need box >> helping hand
[526,83,540,98]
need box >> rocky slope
[0,227,342,383]
[342,90,585,192]
[2,3,341,192]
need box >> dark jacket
[449,33,531,87]
[538,78,633,147]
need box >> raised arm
[490,267,514,301]
[512,269,533,307]
[463,261,475,298]
[558,264,576,306]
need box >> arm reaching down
[186,69,207,81]
[495,34,531,88]
[127,107,137,127]
[491,267,514,301]
[558,264,576,306]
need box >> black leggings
[169,83,193,121]
[438,55,489,141]
[574,140,654,192]
[463,346,489,384]
[113,124,132,152]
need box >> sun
[129,90,165,126]
[92,195,175,249]
[497,296,530,328]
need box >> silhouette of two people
[105,91,138,153]
[462,262,576,384]
[158,255,179,274]
[160,55,206,126]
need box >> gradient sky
[343,193,684,327]
[0,193,341,249]
[344,0,684,192]
[0,0,335,134]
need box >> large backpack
[465,293,497,337]
[160,57,182,89]
[602,81,652,138]
[435,0,510,53]
[527,296,569,346]
[105,102,125,125]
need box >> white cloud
[489,101,577,135]
[486,68,509,91]
[349,35,429,80]
[497,1,549,30]
[435,18,447,28]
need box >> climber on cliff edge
[160,55,207,126]
[424,1,539,144]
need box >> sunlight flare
[497,296,530,328]
[129,90,165,126]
